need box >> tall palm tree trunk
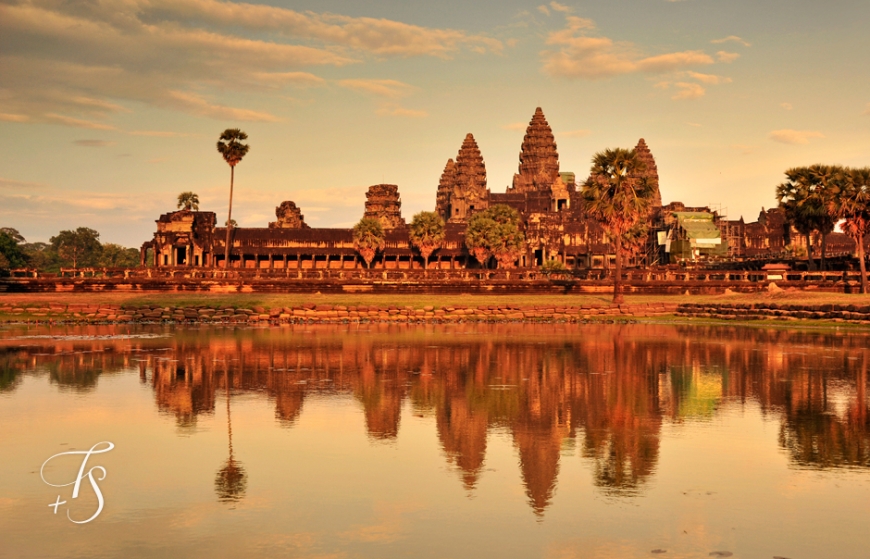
[224,166,234,269]
[226,372,233,461]
[857,237,868,294]
[613,235,624,305]
[806,233,816,271]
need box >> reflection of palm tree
[215,370,247,502]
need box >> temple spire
[633,138,661,208]
[439,133,489,223]
[510,107,560,193]
[436,158,456,221]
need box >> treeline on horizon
[0,226,139,274]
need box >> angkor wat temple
[142,107,857,271]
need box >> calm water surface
[1,322,869,559]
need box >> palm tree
[581,148,656,305]
[216,129,250,269]
[409,211,446,269]
[776,166,837,271]
[464,205,525,269]
[353,217,385,269]
[806,164,838,271]
[215,367,247,503]
[176,191,200,211]
[828,167,870,293]
[464,214,494,267]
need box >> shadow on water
[2,322,869,514]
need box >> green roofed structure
[665,211,728,263]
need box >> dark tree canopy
[217,128,249,269]
[177,191,200,211]
[216,129,250,168]
[0,230,28,270]
[776,165,839,271]
[50,227,102,269]
[99,243,140,268]
[825,166,870,293]
[464,204,525,268]
[581,147,657,304]
[353,217,386,268]
[409,211,446,268]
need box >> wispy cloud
[166,91,280,122]
[711,36,751,47]
[338,79,417,98]
[73,139,115,147]
[251,72,327,88]
[863,103,870,116]
[538,2,572,16]
[686,72,731,85]
[541,15,713,79]
[769,129,825,145]
[0,177,48,189]
[376,105,428,118]
[781,102,793,110]
[716,51,740,63]
[502,122,528,131]
[672,82,705,100]
[0,0,500,128]
[44,113,117,130]
[128,130,192,138]
[0,113,30,122]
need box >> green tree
[464,204,525,269]
[217,129,250,268]
[776,165,838,271]
[408,211,446,269]
[541,258,566,275]
[827,167,870,293]
[0,227,25,243]
[99,243,140,268]
[581,148,656,304]
[21,242,58,272]
[0,230,28,270]
[177,191,200,211]
[353,217,385,269]
[50,227,102,269]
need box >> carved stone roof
[511,107,560,193]
[437,134,489,223]
[363,184,406,229]
[436,159,456,221]
[269,201,309,229]
[634,138,662,208]
[454,133,487,196]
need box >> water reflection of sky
[1,323,869,559]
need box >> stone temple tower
[509,107,562,194]
[633,138,662,209]
[508,107,572,211]
[436,133,489,223]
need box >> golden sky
[1,0,868,245]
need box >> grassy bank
[1,289,870,310]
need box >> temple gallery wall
[142,108,857,271]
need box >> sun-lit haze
[1,0,868,247]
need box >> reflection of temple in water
[2,323,869,513]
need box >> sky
[1,0,869,247]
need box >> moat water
[1,322,869,559]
